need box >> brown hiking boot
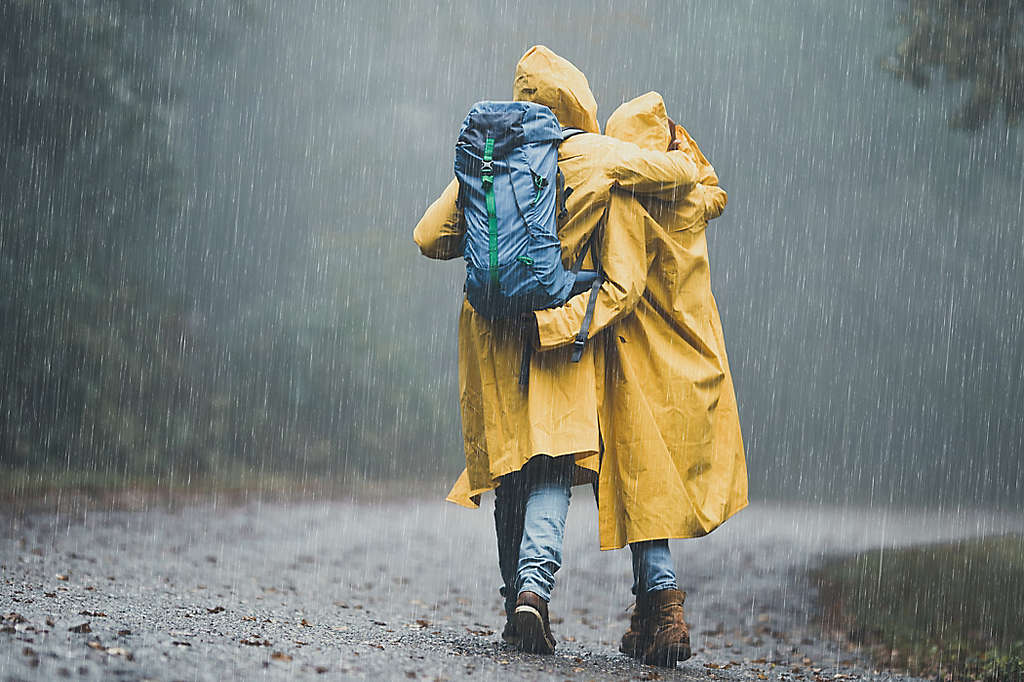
[501,616,520,647]
[512,591,556,655]
[618,595,652,658]
[641,589,691,667]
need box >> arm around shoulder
[606,140,699,199]
[534,191,651,350]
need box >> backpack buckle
[480,159,494,175]
[571,336,586,362]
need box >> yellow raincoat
[534,92,747,549]
[414,47,701,507]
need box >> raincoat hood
[605,91,671,151]
[513,45,600,134]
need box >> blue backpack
[455,101,602,375]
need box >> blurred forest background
[1,1,1021,509]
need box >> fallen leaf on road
[3,613,28,624]
[270,651,292,662]
[22,647,36,657]
[240,637,270,647]
[106,647,133,660]
[465,627,493,636]
[55,574,69,581]
[172,641,192,647]
[86,640,104,650]
[117,629,131,636]
[79,610,107,617]
[68,622,92,633]
[314,666,328,673]
[207,606,225,614]
[300,619,312,627]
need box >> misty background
[2,1,1021,510]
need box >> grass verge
[813,535,1024,681]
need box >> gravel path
[2,493,1022,681]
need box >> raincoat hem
[446,450,600,509]
[597,499,750,551]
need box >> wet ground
[2,494,1022,681]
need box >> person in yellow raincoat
[414,46,700,658]
[532,91,748,661]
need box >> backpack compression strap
[481,137,499,287]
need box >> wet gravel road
[2,494,1022,681]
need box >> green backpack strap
[481,136,499,287]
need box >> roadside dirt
[2,495,1021,681]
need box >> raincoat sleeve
[533,192,650,351]
[704,185,728,221]
[606,141,700,199]
[413,179,464,260]
[677,126,728,222]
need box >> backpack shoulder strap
[555,128,585,218]
[571,229,604,363]
[561,127,586,141]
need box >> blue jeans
[493,455,574,617]
[630,539,678,595]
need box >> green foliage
[884,0,1024,129]
[814,535,1024,680]
[979,642,1024,682]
